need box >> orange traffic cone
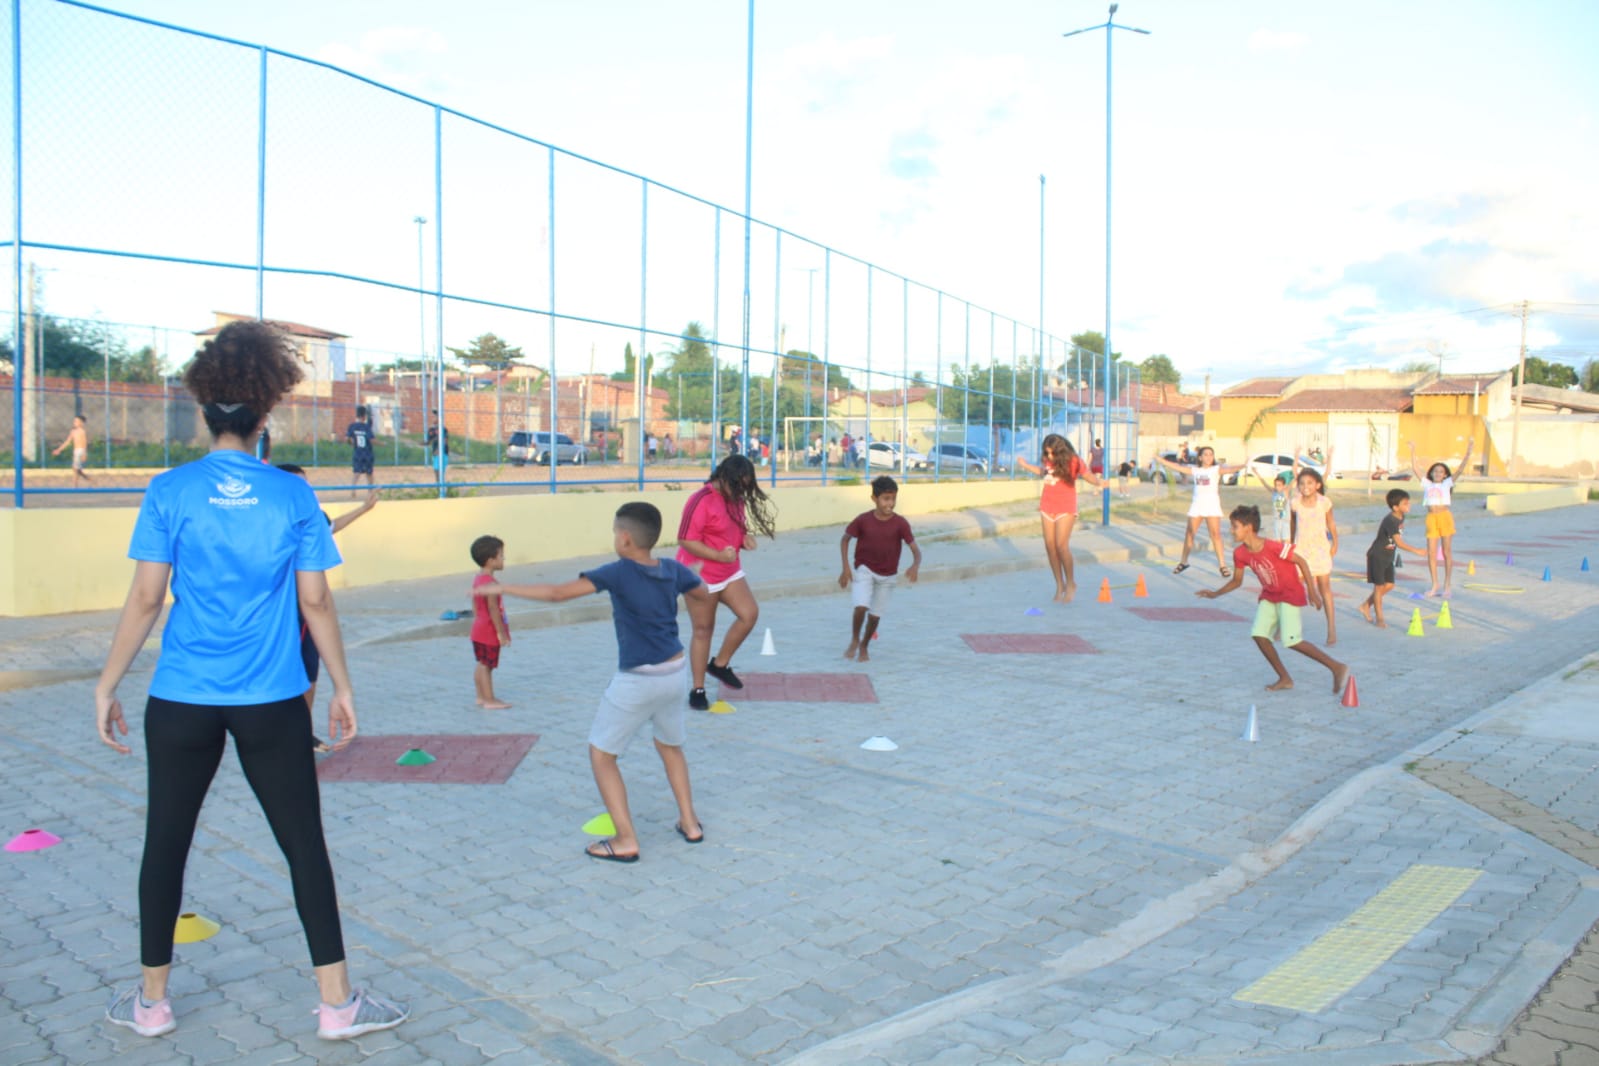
[1341,674,1359,708]
[1134,573,1149,598]
[1097,578,1113,603]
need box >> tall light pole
[414,215,428,453]
[740,0,755,456]
[1063,2,1148,526]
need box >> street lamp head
[1109,3,1118,14]
[413,215,427,225]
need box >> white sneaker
[315,987,409,1040]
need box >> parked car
[865,440,929,471]
[929,442,994,475]
[1243,453,1322,487]
[1148,452,1191,484]
[507,430,586,466]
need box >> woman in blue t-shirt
[94,320,407,1042]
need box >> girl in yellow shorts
[1408,438,1474,598]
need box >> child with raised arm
[1358,488,1426,628]
[470,535,512,709]
[839,476,922,662]
[1197,505,1349,695]
[1289,460,1339,645]
[479,502,711,862]
[1155,446,1245,577]
[1408,437,1473,597]
[1016,434,1103,603]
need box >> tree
[937,355,1045,425]
[115,344,163,384]
[1062,330,1123,379]
[1581,359,1599,394]
[611,342,655,386]
[448,332,523,371]
[1139,354,1180,388]
[1399,360,1435,374]
[1512,357,1577,389]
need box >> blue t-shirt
[582,557,702,670]
[128,450,342,705]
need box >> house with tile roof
[196,312,349,398]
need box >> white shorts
[850,564,897,616]
[1188,500,1224,519]
[705,569,746,595]
[588,657,689,755]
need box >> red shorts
[472,640,501,669]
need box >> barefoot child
[1408,438,1473,597]
[1358,489,1426,628]
[1197,505,1348,694]
[675,454,776,710]
[1289,464,1339,645]
[470,535,512,709]
[1016,434,1102,602]
[52,414,92,487]
[479,502,711,862]
[839,476,922,662]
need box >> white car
[1244,453,1322,486]
[865,441,929,471]
[507,430,586,466]
[929,442,992,475]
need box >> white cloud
[1247,29,1309,53]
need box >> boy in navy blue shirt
[480,502,713,862]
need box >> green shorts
[1251,599,1303,647]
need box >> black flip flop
[586,840,639,863]
[1172,563,1190,574]
[675,822,705,844]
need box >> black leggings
[140,695,345,968]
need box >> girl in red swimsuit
[1017,434,1104,603]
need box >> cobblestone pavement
[1,492,1595,1064]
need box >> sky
[16,0,1599,389]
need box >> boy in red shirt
[1197,505,1349,695]
[839,476,922,662]
[470,535,512,709]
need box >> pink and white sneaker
[315,987,410,1040]
[106,986,176,1037]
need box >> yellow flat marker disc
[708,700,737,715]
[581,813,615,836]
[1462,583,1523,594]
[1235,864,1480,1013]
[173,912,221,944]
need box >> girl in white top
[1408,438,1473,597]
[1154,445,1246,577]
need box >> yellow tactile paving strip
[1235,864,1482,1013]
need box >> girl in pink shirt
[1015,434,1103,603]
[674,455,776,709]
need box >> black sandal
[1172,563,1190,574]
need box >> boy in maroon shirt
[839,476,922,662]
[1198,505,1349,695]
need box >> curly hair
[710,454,777,539]
[184,320,303,438]
[1039,433,1079,485]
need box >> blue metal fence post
[820,249,830,486]
[864,266,872,460]
[933,291,943,483]
[10,0,23,506]
[638,178,647,490]
[548,146,557,494]
[900,277,909,472]
[433,105,445,498]
[739,0,754,464]
[711,207,721,473]
[769,228,780,487]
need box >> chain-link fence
[2,0,1139,505]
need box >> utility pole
[1510,299,1528,478]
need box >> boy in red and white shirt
[839,476,922,662]
[1197,505,1349,695]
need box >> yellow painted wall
[1208,396,1280,441]
[1397,414,1495,474]
[0,478,1040,617]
